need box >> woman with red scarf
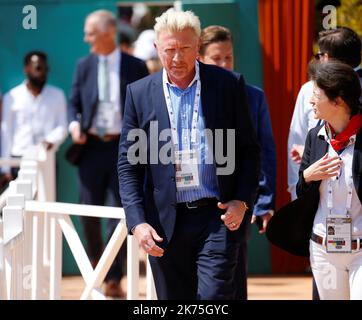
[296,60,362,299]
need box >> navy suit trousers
[149,203,241,300]
[233,213,252,300]
[78,136,125,281]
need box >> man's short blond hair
[154,9,201,42]
[86,10,117,33]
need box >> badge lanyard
[162,63,201,151]
[326,173,353,217]
[325,130,354,216]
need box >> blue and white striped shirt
[163,65,220,203]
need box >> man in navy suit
[68,10,148,297]
[199,25,276,300]
[118,9,260,300]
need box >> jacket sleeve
[118,84,146,234]
[287,83,312,199]
[296,128,317,197]
[253,90,276,215]
[68,61,83,125]
[234,75,261,208]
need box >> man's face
[156,28,200,84]
[84,18,113,54]
[200,40,234,71]
[25,55,48,86]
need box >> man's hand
[290,144,305,164]
[0,172,12,189]
[133,223,164,257]
[303,153,342,183]
[219,200,247,231]
[251,212,273,234]
[42,141,54,151]
[71,125,87,144]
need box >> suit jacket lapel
[315,128,329,160]
[89,54,99,116]
[151,71,171,133]
[199,63,216,131]
[352,129,362,202]
[151,71,176,178]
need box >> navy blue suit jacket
[118,62,260,244]
[68,50,149,131]
[245,84,276,215]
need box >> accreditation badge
[326,215,352,253]
[175,149,200,189]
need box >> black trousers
[149,203,241,300]
[78,137,125,282]
[232,213,252,300]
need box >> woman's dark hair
[309,60,362,115]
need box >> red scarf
[326,114,362,152]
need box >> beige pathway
[61,275,313,300]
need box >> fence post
[30,212,47,300]
[146,258,157,300]
[36,146,56,299]
[49,215,62,300]
[0,219,7,300]
[3,201,24,300]
[127,235,140,300]
[17,169,37,300]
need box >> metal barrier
[0,145,157,300]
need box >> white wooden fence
[0,145,156,300]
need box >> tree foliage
[337,0,362,37]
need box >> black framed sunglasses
[314,52,325,60]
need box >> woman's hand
[303,153,343,183]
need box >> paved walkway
[61,275,313,300]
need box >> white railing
[0,145,157,300]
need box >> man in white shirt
[1,51,67,181]
[288,27,362,201]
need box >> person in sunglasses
[0,51,67,182]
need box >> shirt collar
[98,48,120,65]
[163,61,200,88]
[318,125,328,140]
[23,80,47,99]
[318,123,357,147]
[354,65,361,72]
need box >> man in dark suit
[199,25,276,300]
[68,10,148,297]
[118,9,260,300]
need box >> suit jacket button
[171,177,175,182]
